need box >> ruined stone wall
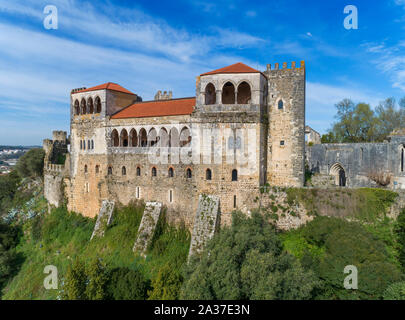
[264,62,306,187]
[307,136,405,189]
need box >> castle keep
[43,62,306,227]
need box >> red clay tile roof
[74,82,135,95]
[111,97,195,119]
[201,62,260,76]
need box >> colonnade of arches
[204,81,252,105]
[73,96,102,115]
[110,126,191,148]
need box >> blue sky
[0,0,405,145]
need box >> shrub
[63,258,87,300]
[181,211,318,300]
[85,259,109,300]
[148,263,183,300]
[293,216,403,299]
[396,209,405,271]
[383,282,405,300]
[107,267,149,300]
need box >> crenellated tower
[264,61,306,187]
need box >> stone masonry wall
[265,61,306,188]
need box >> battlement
[266,61,305,72]
[52,131,67,142]
[45,162,65,173]
[71,87,87,94]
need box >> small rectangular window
[233,195,237,208]
[280,140,285,146]
[169,190,173,203]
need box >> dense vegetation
[181,212,319,299]
[1,191,405,300]
[322,97,405,143]
[1,148,405,300]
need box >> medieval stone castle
[43,62,306,226]
[43,60,405,233]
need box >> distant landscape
[0,146,40,174]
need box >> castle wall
[307,137,405,189]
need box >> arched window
[186,168,192,179]
[206,168,212,180]
[169,127,179,148]
[148,128,158,147]
[122,166,126,176]
[129,129,138,147]
[88,97,94,114]
[168,167,174,178]
[159,128,169,147]
[95,96,101,113]
[180,127,191,147]
[80,140,83,150]
[222,82,235,104]
[111,129,119,147]
[205,83,216,105]
[87,140,91,150]
[139,128,147,147]
[91,140,94,150]
[74,100,80,115]
[401,146,404,173]
[108,166,112,175]
[83,140,86,150]
[237,82,251,104]
[278,100,284,110]
[84,165,88,173]
[136,166,141,176]
[81,98,87,114]
[152,167,157,177]
[95,165,100,174]
[232,169,238,181]
[120,129,128,147]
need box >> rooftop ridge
[201,62,261,76]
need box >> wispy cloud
[363,41,405,91]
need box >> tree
[85,258,109,300]
[148,263,183,300]
[330,100,377,143]
[63,259,87,300]
[181,211,319,300]
[107,267,149,300]
[298,217,402,299]
[15,148,45,178]
[375,98,402,141]
[0,223,21,290]
[324,97,405,143]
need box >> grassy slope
[2,201,190,300]
[2,185,402,299]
